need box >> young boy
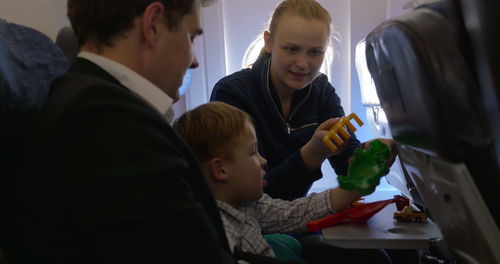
[173,102,388,261]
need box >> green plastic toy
[337,139,391,195]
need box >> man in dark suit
[3,0,236,263]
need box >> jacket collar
[252,52,312,122]
[77,52,173,116]
[68,58,172,120]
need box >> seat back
[458,0,500,168]
[55,26,79,64]
[0,19,69,184]
[0,19,69,262]
[365,1,500,263]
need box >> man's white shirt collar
[78,51,173,117]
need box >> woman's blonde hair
[269,0,332,37]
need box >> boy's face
[225,121,267,204]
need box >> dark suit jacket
[4,58,235,263]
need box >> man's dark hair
[67,0,215,47]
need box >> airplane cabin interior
[0,0,498,263]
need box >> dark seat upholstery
[0,18,69,187]
[458,0,500,168]
[0,19,69,263]
[55,26,79,64]
[365,1,500,263]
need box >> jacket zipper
[265,60,313,134]
[289,122,318,133]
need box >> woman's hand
[300,118,349,172]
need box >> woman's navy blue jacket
[211,53,360,200]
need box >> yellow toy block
[322,113,364,151]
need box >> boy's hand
[361,138,399,167]
[361,138,398,165]
[338,139,398,195]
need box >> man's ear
[263,31,273,53]
[207,157,229,182]
[141,2,165,49]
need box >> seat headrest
[365,7,490,162]
[0,20,69,133]
[55,26,80,64]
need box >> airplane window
[355,39,379,106]
[355,38,405,199]
[179,69,193,96]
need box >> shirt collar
[77,51,173,116]
[216,200,247,222]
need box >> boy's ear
[207,157,229,182]
[264,31,273,53]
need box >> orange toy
[323,113,364,151]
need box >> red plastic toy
[306,195,409,232]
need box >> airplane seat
[0,19,69,262]
[457,0,500,170]
[55,26,79,64]
[365,1,500,263]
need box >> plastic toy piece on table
[323,113,364,152]
[393,205,428,223]
[307,195,409,232]
[351,197,366,206]
[338,139,391,195]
